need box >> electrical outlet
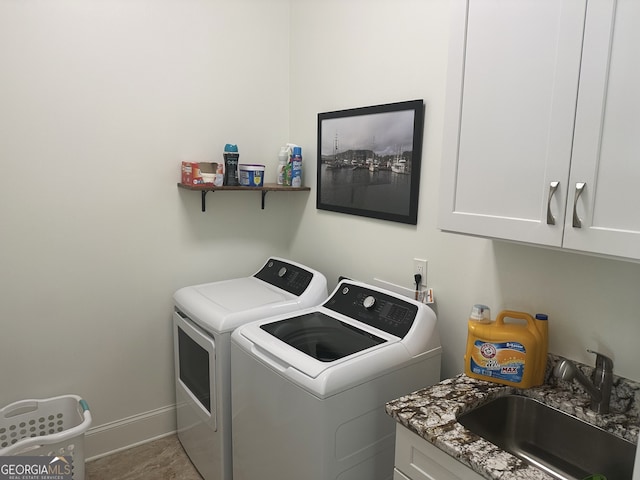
[413,258,428,287]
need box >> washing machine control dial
[278,267,288,278]
[363,295,376,310]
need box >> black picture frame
[317,99,424,225]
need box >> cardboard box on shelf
[181,162,223,186]
[181,161,199,185]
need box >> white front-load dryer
[230,279,442,480]
[173,257,327,480]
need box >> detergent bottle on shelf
[277,146,288,185]
[464,307,548,388]
[223,144,239,186]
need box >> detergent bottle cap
[535,313,548,321]
[224,144,238,153]
[470,304,491,323]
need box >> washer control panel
[253,258,314,296]
[323,282,418,338]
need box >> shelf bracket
[201,190,214,212]
[202,189,267,211]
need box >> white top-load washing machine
[230,279,442,480]
[172,257,327,480]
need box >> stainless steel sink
[457,395,635,480]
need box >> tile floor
[85,434,202,479]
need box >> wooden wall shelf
[177,183,311,212]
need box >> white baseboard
[84,404,177,461]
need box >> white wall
[0,0,299,456]
[287,0,640,382]
[2,0,639,461]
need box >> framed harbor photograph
[316,100,424,225]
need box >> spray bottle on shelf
[291,146,302,187]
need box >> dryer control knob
[363,296,376,309]
[278,267,288,278]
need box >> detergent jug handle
[494,310,535,326]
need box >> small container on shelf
[239,164,265,187]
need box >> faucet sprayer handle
[587,349,614,372]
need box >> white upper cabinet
[439,0,640,261]
[562,0,640,259]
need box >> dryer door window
[173,311,216,431]
[261,312,386,362]
[178,327,211,413]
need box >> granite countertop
[385,354,640,480]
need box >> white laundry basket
[0,395,91,480]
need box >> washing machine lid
[260,312,387,362]
[236,311,399,380]
[232,279,441,383]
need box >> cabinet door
[393,468,412,480]
[439,0,586,246]
[562,0,640,259]
[394,426,485,480]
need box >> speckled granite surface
[386,354,640,480]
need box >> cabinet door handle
[572,182,586,228]
[546,181,559,225]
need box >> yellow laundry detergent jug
[464,306,548,388]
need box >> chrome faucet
[553,349,613,414]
